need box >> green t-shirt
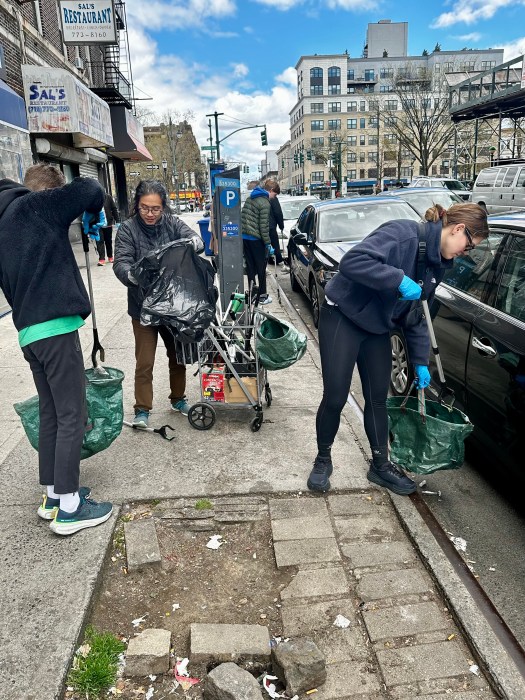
[18,316,85,348]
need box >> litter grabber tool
[81,210,108,377]
[420,297,454,406]
[123,420,176,441]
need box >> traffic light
[261,128,268,146]
[294,153,298,164]
[281,158,285,168]
[246,166,249,173]
[307,150,312,161]
[299,152,304,164]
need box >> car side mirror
[293,231,309,245]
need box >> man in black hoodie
[0,164,113,536]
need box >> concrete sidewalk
[0,214,523,699]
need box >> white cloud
[432,0,522,28]
[498,36,525,61]
[251,0,377,9]
[454,32,483,41]
[275,67,297,86]
[232,63,249,78]
[126,0,236,31]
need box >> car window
[280,199,318,220]
[475,169,498,188]
[517,168,525,188]
[401,191,462,216]
[502,166,519,187]
[494,169,507,187]
[441,233,504,300]
[444,180,466,191]
[299,209,315,238]
[296,207,310,232]
[494,236,525,321]
[318,201,419,243]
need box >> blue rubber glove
[82,209,107,240]
[266,243,275,256]
[398,275,422,300]
[414,365,431,389]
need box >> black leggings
[316,302,391,454]
[243,238,267,295]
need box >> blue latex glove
[398,275,422,300]
[82,209,107,240]
[266,243,275,256]
[414,365,431,389]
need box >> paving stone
[204,662,264,700]
[274,538,340,568]
[357,568,431,600]
[272,515,334,541]
[363,602,449,641]
[376,641,471,686]
[269,498,328,520]
[312,660,381,699]
[413,693,498,700]
[190,623,271,663]
[334,514,401,540]
[124,519,161,572]
[280,565,349,600]
[272,638,326,695]
[328,494,384,516]
[281,600,355,637]
[313,628,370,663]
[123,628,171,677]
[341,541,416,568]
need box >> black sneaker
[307,456,333,493]
[367,461,416,496]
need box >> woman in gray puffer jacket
[113,180,203,428]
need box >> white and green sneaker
[49,496,113,536]
[37,486,92,521]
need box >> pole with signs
[214,167,242,308]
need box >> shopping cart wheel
[251,414,263,432]
[188,403,216,430]
[264,386,272,407]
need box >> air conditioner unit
[73,57,84,70]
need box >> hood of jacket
[0,179,29,220]
[250,186,269,200]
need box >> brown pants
[132,318,186,412]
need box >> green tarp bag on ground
[256,315,307,370]
[14,367,124,460]
[387,390,473,474]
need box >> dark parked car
[287,196,421,327]
[390,211,525,480]
[381,187,464,218]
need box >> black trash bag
[131,240,218,343]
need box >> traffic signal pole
[206,111,225,160]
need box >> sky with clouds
[124,0,525,173]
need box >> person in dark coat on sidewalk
[241,183,273,304]
[113,179,204,429]
[0,164,113,536]
[97,191,120,266]
[307,202,489,496]
[266,180,287,271]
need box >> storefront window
[0,123,32,183]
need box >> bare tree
[134,105,158,126]
[382,67,455,175]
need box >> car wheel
[289,262,301,292]
[310,277,320,329]
[390,331,413,396]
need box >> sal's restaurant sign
[58,1,117,45]
[21,67,113,148]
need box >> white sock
[60,492,80,513]
[47,486,60,500]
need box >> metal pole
[168,117,179,214]
[208,119,214,162]
[206,111,224,160]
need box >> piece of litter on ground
[206,534,223,550]
[333,614,351,628]
[306,690,318,695]
[145,687,154,700]
[450,536,467,553]
[422,490,442,497]
[172,603,180,611]
[469,664,480,676]
[489,566,496,571]
[419,479,427,488]
[291,696,299,700]
[176,658,190,677]
[447,633,456,641]
[262,674,285,699]
[148,675,157,681]
[131,614,148,628]
[253,552,257,559]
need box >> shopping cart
[186,289,272,432]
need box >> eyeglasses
[464,226,476,252]
[138,205,163,215]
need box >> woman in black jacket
[113,180,203,428]
[308,202,489,496]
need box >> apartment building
[288,20,503,195]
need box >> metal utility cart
[187,292,272,432]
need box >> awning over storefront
[0,79,27,130]
[21,66,113,148]
[108,106,152,161]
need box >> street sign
[146,164,159,169]
[129,171,140,176]
[201,146,214,151]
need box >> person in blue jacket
[307,202,489,495]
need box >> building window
[310,67,323,79]
[347,118,357,129]
[347,101,357,111]
[328,119,341,130]
[311,103,324,113]
[384,134,397,143]
[481,61,496,70]
[385,100,398,111]
[311,137,324,147]
[347,69,354,80]
[347,135,357,146]
[422,98,431,110]
[347,87,356,94]
[328,66,341,78]
[398,67,409,79]
[380,68,393,79]
[368,135,378,145]
[368,152,378,162]
[443,62,454,72]
[328,102,341,112]
[363,85,375,93]
[369,100,379,112]
[359,152,365,162]
[364,69,375,81]
[401,166,411,177]
[311,85,323,95]
[368,168,378,178]
[369,116,379,127]
[385,115,397,126]
[311,120,324,131]
[347,151,357,162]
[380,85,393,93]
[311,171,324,182]
[360,134,366,145]
[328,84,341,95]
[347,169,357,180]
[360,168,366,178]
[360,118,366,129]
[360,100,366,112]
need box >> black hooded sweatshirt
[0,177,104,331]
